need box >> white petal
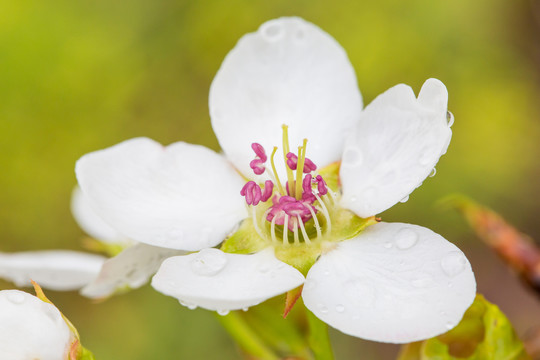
[71,186,129,244]
[210,17,362,179]
[340,79,452,217]
[81,243,184,298]
[0,290,72,360]
[0,251,105,291]
[302,222,475,344]
[152,248,304,311]
[76,137,247,250]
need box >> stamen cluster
[240,125,334,245]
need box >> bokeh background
[2,0,540,359]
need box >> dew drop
[191,248,227,276]
[7,292,25,304]
[335,304,345,313]
[295,28,305,40]
[261,21,285,42]
[242,307,249,312]
[217,309,230,316]
[317,303,329,314]
[395,228,418,250]
[187,304,197,310]
[440,310,447,316]
[429,168,437,177]
[441,251,467,277]
[342,147,363,167]
[349,196,358,203]
[383,242,393,249]
[446,321,455,330]
[446,111,454,127]
[399,195,409,203]
[344,280,376,307]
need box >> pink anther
[261,180,274,202]
[250,159,266,175]
[315,175,328,195]
[240,181,262,206]
[251,143,267,162]
[285,152,317,173]
[286,152,298,170]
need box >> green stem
[215,311,280,360]
[306,309,334,360]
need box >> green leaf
[398,294,530,360]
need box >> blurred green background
[1,0,540,359]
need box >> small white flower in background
[0,289,73,360]
[78,16,474,343]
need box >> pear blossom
[0,289,73,360]
[75,17,475,344]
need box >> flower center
[240,125,335,246]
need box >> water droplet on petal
[384,242,393,249]
[217,309,230,316]
[335,304,345,313]
[317,303,329,314]
[342,147,363,167]
[261,21,285,42]
[440,310,447,316]
[400,195,409,203]
[395,228,418,250]
[446,111,454,127]
[441,251,467,277]
[191,249,227,276]
[7,292,25,304]
[242,307,249,312]
[344,280,376,307]
[349,196,358,203]
[187,304,197,310]
[446,321,455,330]
[429,168,437,177]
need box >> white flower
[75,17,475,343]
[0,289,73,360]
[0,187,181,298]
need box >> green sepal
[220,218,268,254]
[398,294,530,360]
[77,346,96,360]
